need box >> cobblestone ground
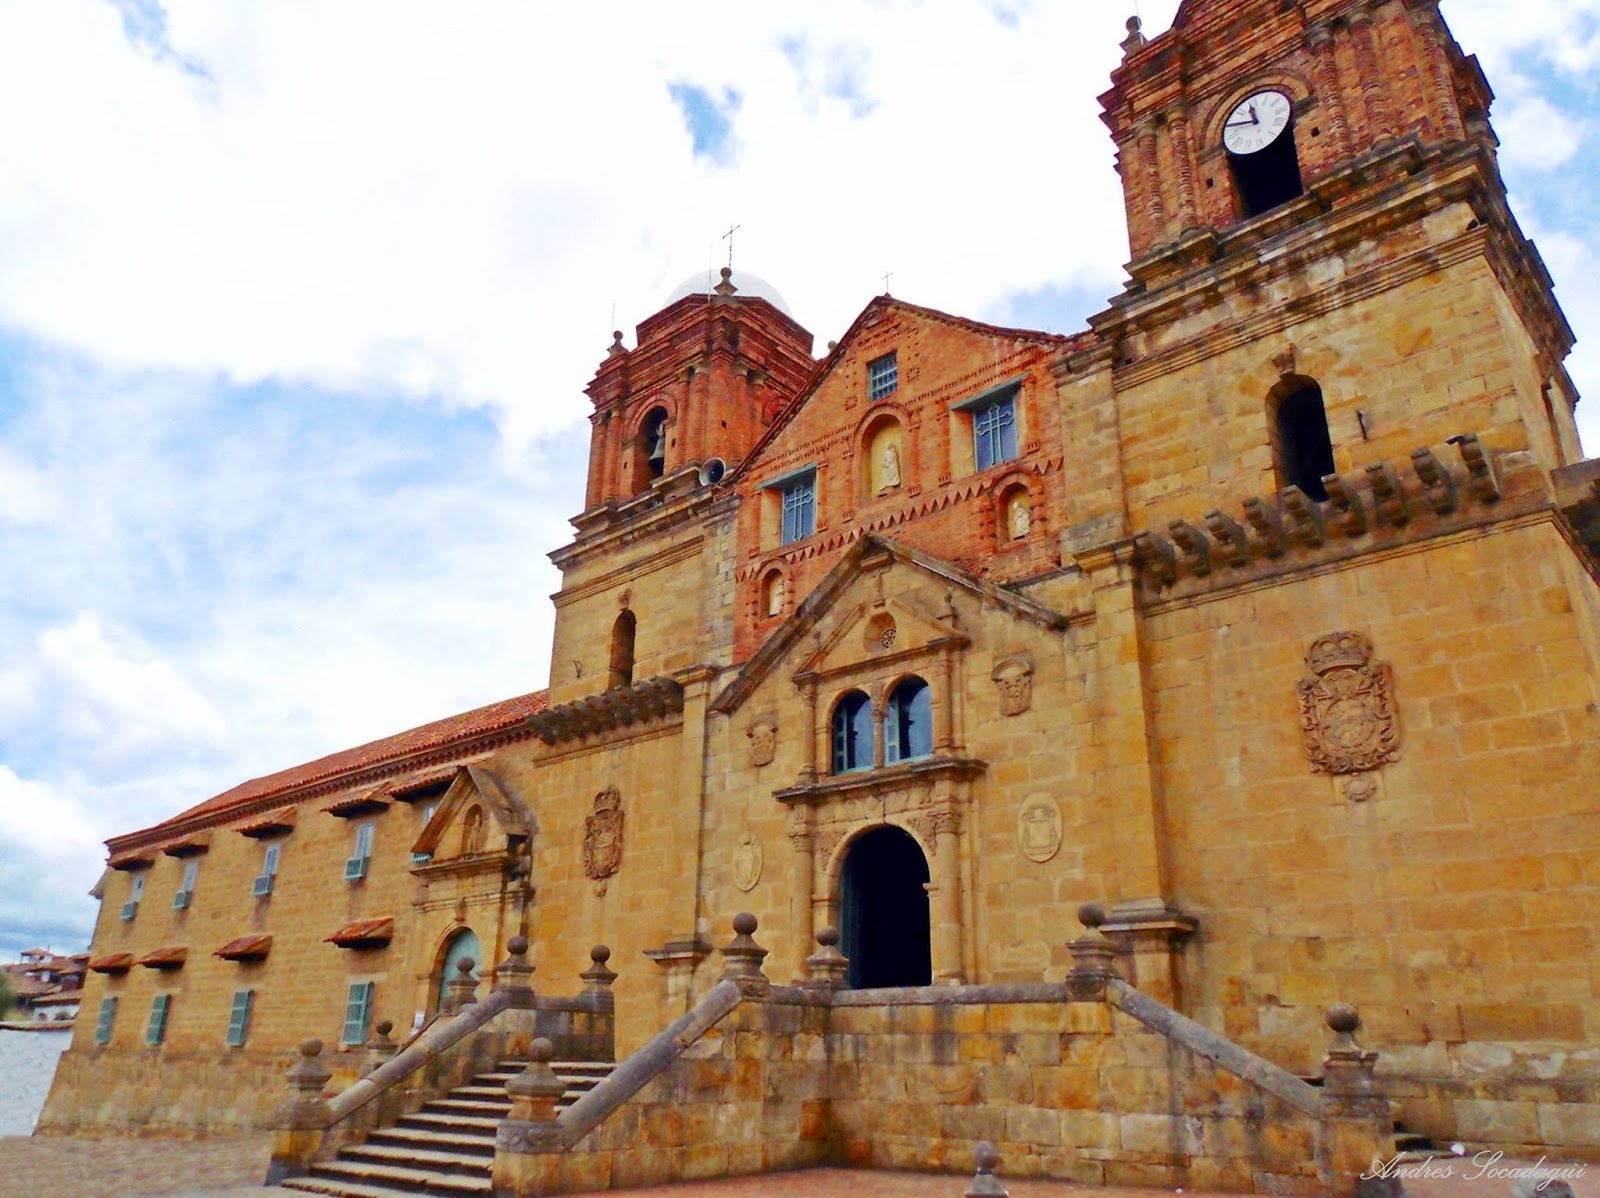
[3,1136,1594,1198]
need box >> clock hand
[1225,118,1257,128]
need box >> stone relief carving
[747,717,778,767]
[1017,793,1062,863]
[1297,631,1401,775]
[880,442,902,489]
[991,653,1035,717]
[732,832,763,892]
[583,787,624,895]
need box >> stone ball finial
[507,935,529,957]
[612,330,623,343]
[732,912,758,936]
[1126,15,1141,33]
[375,1020,393,1037]
[720,266,733,280]
[590,944,611,964]
[1326,1003,1360,1035]
[299,1038,323,1058]
[816,926,840,948]
[530,1036,554,1064]
[974,1141,1000,1171]
[456,957,476,976]
[1077,902,1105,930]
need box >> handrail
[326,989,512,1125]
[555,979,742,1146]
[1106,978,1322,1115]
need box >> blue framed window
[341,981,375,1046]
[780,475,815,544]
[225,989,255,1047]
[868,352,898,401]
[93,997,118,1046]
[146,994,171,1047]
[884,677,933,764]
[831,691,874,774]
[972,393,1018,471]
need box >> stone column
[1305,23,1352,158]
[1168,106,1199,229]
[930,801,965,984]
[1316,1005,1400,1198]
[798,677,819,782]
[1348,5,1395,141]
[786,810,816,982]
[1072,542,1172,909]
[935,645,956,752]
[1136,119,1164,230]
[265,1039,333,1185]
[1403,0,1465,140]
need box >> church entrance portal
[839,825,931,988]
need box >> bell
[648,428,666,468]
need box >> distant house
[3,949,87,1022]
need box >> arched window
[640,407,669,482]
[1273,381,1335,501]
[884,677,933,764]
[608,610,636,690]
[831,691,874,774]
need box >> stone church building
[42,0,1600,1175]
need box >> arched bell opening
[838,824,931,989]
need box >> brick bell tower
[581,267,817,511]
[1096,0,1581,471]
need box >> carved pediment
[710,534,1067,715]
[411,764,529,860]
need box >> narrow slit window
[225,989,255,1047]
[146,994,171,1046]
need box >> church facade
[43,0,1600,1162]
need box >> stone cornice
[773,756,987,806]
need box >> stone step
[303,1158,492,1195]
[398,1110,502,1132]
[282,1168,487,1198]
[342,1141,497,1175]
[423,1097,514,1117]
[364,1127,496,1156]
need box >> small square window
[780,476,816,544]
[972,394,1018,472]
[868,352,898,401]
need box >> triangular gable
[798,593,964,679]
[724,295,1082,489]
[710,534,1070,715]
[412,764,529,858]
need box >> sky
[0,0,1597,961]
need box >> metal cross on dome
[722,223,740,269]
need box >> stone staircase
[280,1058,612,1198]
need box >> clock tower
[1081,0,1580,534]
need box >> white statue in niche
[765,573,785,616]
[1008,493,1031,539]
[880,442,902,489]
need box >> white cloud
[1495,96,1586,172]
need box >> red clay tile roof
[234,805,297,838]
[136,947,188,970]
[214,934,272,962]
[112,690,548,848]
[326,917,394,948]
[88,954,134,974]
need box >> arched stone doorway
[839,825,931,989]
[435,927,481,1013]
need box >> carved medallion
[732,833,763,892]
[1016,794,1062,863]
[747,718,777,768]
[1297,632,1401,775]
[583,787,624,895]
[991,654,1035,717]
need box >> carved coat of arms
[1297,632,1401,775]
[746,718,777,768]
[991,654,1034,717]
[583,787,624,893]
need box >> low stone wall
[39,1045,292,1137]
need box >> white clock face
[1223,89,1292,155]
